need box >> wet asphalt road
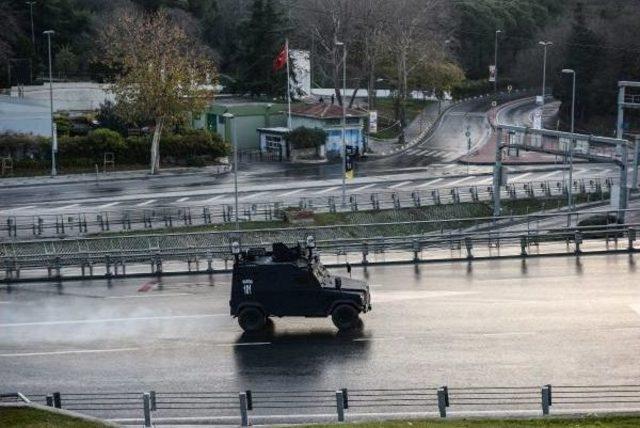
[2,254,640,395]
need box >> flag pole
[285,39,292,129]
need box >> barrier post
[239,392,249,427]
[143,392,152,427]
[437,388,447,417]
[335,390,345,422]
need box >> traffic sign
[491,101,497,107]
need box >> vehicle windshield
[312,261,332,286]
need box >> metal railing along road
[12,384,640,426]
[1,206,639,282]
[0,177,615,240]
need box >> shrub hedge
[0,129,229,170]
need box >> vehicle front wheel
[331,304,360,331]
[238,307,266,332]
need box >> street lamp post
[336,40,347,207]
[223,112,239,231]
[44,30,56,177]
[494,30,502,92]
[562,68,576,211]
[26,2,36,48]
[539,41,553,107]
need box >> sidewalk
[0,164,230,188]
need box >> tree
[56,45,78,79]
[98,7,217,174]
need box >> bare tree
[98,7,217,174]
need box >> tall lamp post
[336,40,347,207]
[26,2,36,48]
[539,41,553,108]
[223,112,239,231]
[562,68,576,211]
[493,30,502,92]
[44,30,56,177]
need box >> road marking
[536,171,560,181]
[232,342,271,347]
[0,348,141,358]
[277,189,306,197]
[476,177,494,185]
[105,293,193,300]
[2,205,36,213]
[54,204,80,211]
[388,181,413,189]
[350,184,377,193]
[0,314,227,328]
[417,149,431,156]
[176,197,190,203]
[353,337,405,342]
[482,332,536,337]
[510,172,533,182]
[204,195,225,203]
[241,191,268,200]
[417,178,444,188]
[444,152,461,161]
[315,186,340,195]
[629,304,640,317]
[445,176,476,187]
[442,164,457,170]
[97,202,120,209]
[136,199,156,207]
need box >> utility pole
[539,41,552,108]
[44,30,56,177]
[26,2,36,48]
[493,30,502,92]
[562,69,576,211]
[223,113,239,231]
[336,40,347,207]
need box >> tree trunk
[150,116,164,175]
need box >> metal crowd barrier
[0,177,615,240]
[12,384,640,426]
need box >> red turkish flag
[273,42,288,72]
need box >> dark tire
[238,307,266,332]
[331,304,360,331]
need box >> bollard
[245,390,253,410]
[143,392,152,427]
[442,386,449,407]
[574,231,583,255]
[335,390,345,422]
[150,390,157,411]
[629,228,636,251]
[437,388,447,418]
[413,239,421,262]
[341,388,349,409]
[46,395,53,407]
[53,392,61,409]
[541,385,551,416]
[464,237,473,259]
[239,392,249,427]
[520,236,528,257]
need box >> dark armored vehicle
[230,241,371,332]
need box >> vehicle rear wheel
[238,307,266,332]
[331,304,360,331]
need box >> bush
[286,127,326,150]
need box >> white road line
[241,191,268,200]
[232,342,271,347]
[444,152,461,161]
[104,293,193,300]
[510,172,533,182]
[442,164,458,170]
[54,204,80,211]
[353,337,406,342]
[350,184,377,193]
[97,202,120,209]
[417,178,444,188]
[204,195,225,203]
[536,171,560,181]
[446,176,477,187]
[0,313,227,328]
[1,205,36,214]
[315,186,340,195]
[176,197,190,203]
[388,181,413,189]
[476,177,494,185]
[0,348,141,358]
[278,189,306,197]
[417,149,431,156]
[136,199,156,207]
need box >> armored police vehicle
[229,241,371,332]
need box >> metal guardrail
[0,177,615,240]
[1,206,638,281]
[13,384,640,426]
